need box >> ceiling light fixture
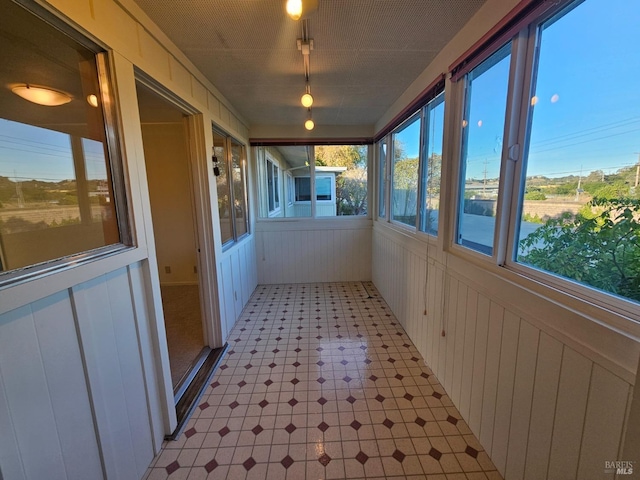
[305,108,314,130]
[301,84,313,108]
[11,84,72,106]
[286,0,318,20]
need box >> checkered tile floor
[144,282,502,480]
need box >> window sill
[0,245,145,315]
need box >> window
[257,144,368,218]
[231,139,248,238]
[391,114,421,227]
[294,176,333,202]
[513,0,640,305]
[419,93,445,235]
[0,1,130,283]
[456,43,511,255]
[447,0,640,309]
[378,139,387,218]
[213,128,248,245]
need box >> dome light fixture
[11,84,72,106]
[304,108,315,130]
[301,88,313,108]
[286,0,318,21]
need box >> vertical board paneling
[469,294,490,436]
[524,332,563,480]
[444,277,459,394]
[0,370,26,480]
[256,225,372,284]
[72,275,139,480]
[491,310,520,474]
[127,262,166,452]
[451,282,468,406]
[31,292,104,480]
[459,287,478,420]
[105,270,154,478]
[505,320,539,480]
[547,347,591,480]
[372,227,635,480]
[577,365,629,480]
[0,306,67,480]
[231,252,243,317]
[479,302,504,452]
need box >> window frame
[390,111,423,230]
[0,23,133,289]
[255,144,370,220]
[418,91,446,237]
[265,155,281,217]
[447,0,640,319]
[214,126,250,248]
[294,175,335,203]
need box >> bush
[524,190,547,200]
[519,198,640,302]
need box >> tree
[315,145,368,215]
[519,197,640,302]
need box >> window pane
[0,2,124,274]
[258,146,310,218]
[231,139,248,238]
[419,93,445,235]
[457,44,511,255]
[516,0,640,304]
[378,140,387,218]
[295,177,311,202]
[315,145,368,217]
[392,115,421,227]
[213,131,233,244]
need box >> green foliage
[524,189,547,200]
[315,146,369,216]
[522,212,544,224]
[519,198,640,302]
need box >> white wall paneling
[0,262,173,480]
[218,236,258,341]
[372,222,637,480]
[256,219,372,285]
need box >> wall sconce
[286,0,318,20]
[11,84,72,106]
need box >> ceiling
[132,0,486,129]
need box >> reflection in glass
[0,0,124,274]
[392,114,421,227]
[457,44,511,255]
[231,140,248,238]
[213,130,233,244]
[378,140,387,218]
[419,93,445,236]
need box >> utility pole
[576,165,582,201]
[482,159,488,197]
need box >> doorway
[135,81,210,399]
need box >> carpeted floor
[161,284,206,387]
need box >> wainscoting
[255,218,372,284]
[0,263,160,480]
[372,222,638,480]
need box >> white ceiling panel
[133,0,486,129]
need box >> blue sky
[465,0,640,179]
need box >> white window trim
[293,175,335,203]
[265,155,281,216]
